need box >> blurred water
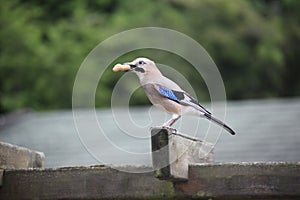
[0,98,300,168]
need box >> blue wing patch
[158,87,179,102]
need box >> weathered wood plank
[151,128,171,178]
[175,162,300,199]
[0,163,299,199]
[0,141,44,169]
[0,170,3,187]
[151,127,214,180]
[0,165,175,199]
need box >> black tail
[204,113,236,135]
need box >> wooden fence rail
[0,162,299,199]
[0,131,299,199]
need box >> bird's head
[113,57,162,81]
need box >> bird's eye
[138,60,145,65]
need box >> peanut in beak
[112,64,131,72]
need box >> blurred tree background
[1,0,299,113]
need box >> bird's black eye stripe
[138,60,145,65]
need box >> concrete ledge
[0,141,45,169]
[0,163,299,199]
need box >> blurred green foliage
[0,0,299,113]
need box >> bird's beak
[112,62,135,72]
[123,62,137,72]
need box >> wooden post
[151,127,214,181]
[0,170,3,187]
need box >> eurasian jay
[113,57,235,135]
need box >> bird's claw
[162,126,177,133]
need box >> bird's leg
[163,114,180,126]
[162,114,181,132]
